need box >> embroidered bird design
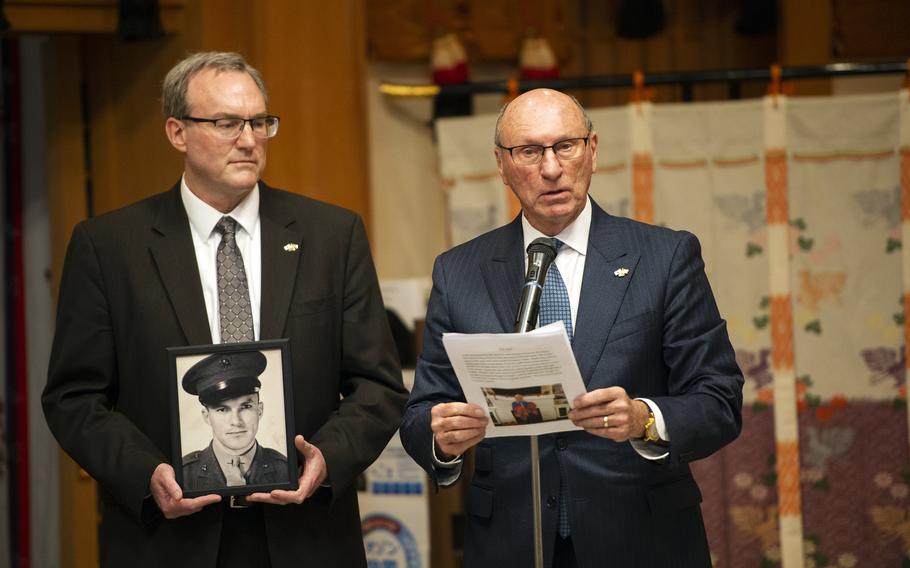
[735,348,772,389]
[804,426,855,470]
[860,347,905,387]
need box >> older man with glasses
[401,88,743,567]
[42,51,407,568]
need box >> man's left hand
[568,387,650,442]
[246,435,327,505]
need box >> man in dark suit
[42,52,407,567]
[400,89,743,567]
[181,351,288,492]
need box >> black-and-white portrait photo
[169,340,296,496]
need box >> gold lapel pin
[613,267,630,278]
[283,243,299,252]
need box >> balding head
[494,89,593,147]
[493,89,598,236]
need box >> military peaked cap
[182,350,266,406]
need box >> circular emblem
[362,514,420,568]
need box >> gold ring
[602,415,609,428]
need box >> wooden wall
[367,0,908,103]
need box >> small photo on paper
[481,384,570,426]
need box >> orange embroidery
[796,270,847,312]
[632,152,654,224]
[765,152,788,224]
[770,296,794,370]
[776,441,802,516]
[792,149,894,162]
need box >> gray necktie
[538,239,573,538]
[215,216,254,343]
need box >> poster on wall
[359,356,430,567]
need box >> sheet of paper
[442,321,586,437]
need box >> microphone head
[527,237,557,262]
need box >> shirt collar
[180,175,260,241]
[520,196,591,255]
[211,440,258,472]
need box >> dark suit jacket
[400,201,743,568]
[182,442,287,492]
[43,182,408,567]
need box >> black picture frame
[167,339,298,498]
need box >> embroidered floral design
[853,185,901,253]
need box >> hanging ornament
[519,31,559,81]
[431,32,472,119]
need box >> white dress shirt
[180,177,262,343]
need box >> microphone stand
[530,436,544,568]
[515,237,557,568]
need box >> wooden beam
[4,0,184,34]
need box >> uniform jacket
[43,182,408,567]
[182,442,287,492]
[400,201,743,567]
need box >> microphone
[514,237,558,333]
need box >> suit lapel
[149,186,212,345]
[480,217,525,333]
[258,185,303,339]
[573,203,640,383]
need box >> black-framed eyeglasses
[181,115,280,139]
[497,136,590,166]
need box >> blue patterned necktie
[538,240,573,341]
[215,216,254,343]
[537,238,573,538]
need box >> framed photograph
[167,339,298,498]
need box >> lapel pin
[283,243,299,252]
[613,267,630,278]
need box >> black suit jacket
[401,201,743,567]
[43,183,407,567]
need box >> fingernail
[473,407,484,416]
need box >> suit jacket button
[546,496,557,509]
[556,437,568,450]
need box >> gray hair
[161,51,268,117]
[493,92,593,146]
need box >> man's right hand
[431,402,488,460]
[150,463,221,519]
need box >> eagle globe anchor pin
[283,243,299,252]
[613,267,630,278]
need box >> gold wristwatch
[642,411,660,443]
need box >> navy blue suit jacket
[401,201,743,567]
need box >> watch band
[642,411,660,443]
